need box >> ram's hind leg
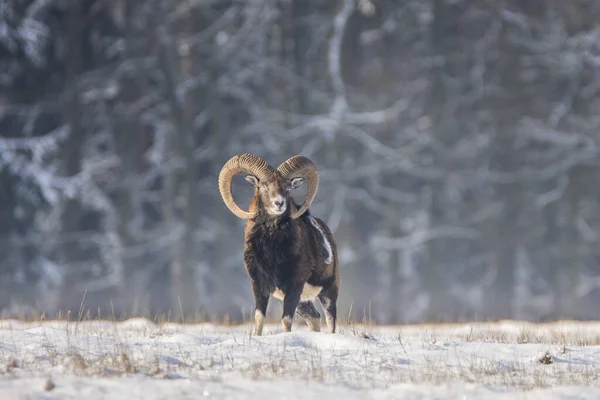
[296,301,321,332]
[318,285,338,333]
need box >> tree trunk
[386,205,406,324]
[486,138,519,320]
[111,0,146,316]
[553,172,582,319]
[57,0,84,313]
[423,0,452,321]
[155,3,199,320]
[292,0,311,114]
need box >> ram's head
[218,154,319,219]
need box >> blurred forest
[1,0,600,324]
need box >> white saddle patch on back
[308,216,333,264]
[272,284,322,301]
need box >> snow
[1,318,600,399]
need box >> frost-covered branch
[328,0,354,111]
[489,146,597,183]
[371,226,481,250]
[534,175,569,208]
[0,127,68,152]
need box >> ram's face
[245,174,305,216]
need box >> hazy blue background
[2,0,600,324]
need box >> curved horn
[277,155,319,219]
[218,153,275,219]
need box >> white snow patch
[309,216,333,264]
[0,319,599,399]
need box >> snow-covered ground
[1,318,600,399]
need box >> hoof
[307,317,321,332]
[282,316,293,332]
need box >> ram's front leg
[281,284,303,332]
[252,282,269,336]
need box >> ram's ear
[290,177,305,189]
[244,174,260,188]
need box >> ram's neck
[288,201,299,216]
[244,195,260,239]
[248,193,260,214]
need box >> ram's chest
[245,223,298,289]
[249,231,296,268]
